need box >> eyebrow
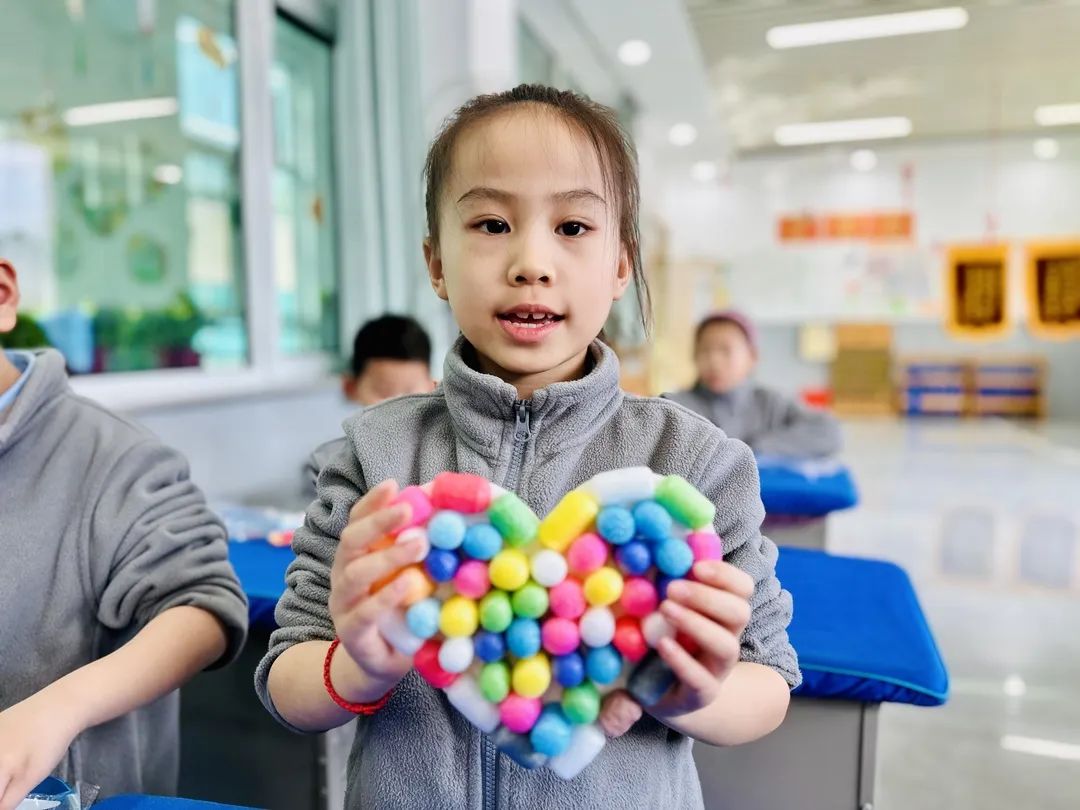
[456,186,607,207]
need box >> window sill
[69,356,339,414]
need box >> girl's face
[425,108,631,396]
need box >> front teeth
[530,312,548,320]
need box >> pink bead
[541,617,581,656]
[549,578,587,620]
[454,560,491,599]
[431,472,491,513]
[567,533,608,576]
[392,486,434,532]
[500,694,542,733]
[620,577,658,618]
[687,531,723,562]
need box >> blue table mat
[757,460,859,517]
[95,798,257,810]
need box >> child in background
[667,311,842,459]
[257,86,798,809]
[0,260,248,807]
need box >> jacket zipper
[482,400,531,810]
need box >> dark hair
[422,83,651,333]
[350,315,432,377]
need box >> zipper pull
[514,402,531,440]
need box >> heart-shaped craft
[373,467,723,779]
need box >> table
[96,798,257,810]
[758,459,859,550]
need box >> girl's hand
[598,690,643,738]
[328,481,429,695]
[0,691,81,810]
[649,561,754,719]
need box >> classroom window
[0,2,246,373]
[272,16,339,356]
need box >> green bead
[511,581,549,619]
[480,661,511,703]
[655,475,715,529]
[479,590,513,633]
[561,682,600,725]
[489,493,539,548]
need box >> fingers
[598,690,643,738]
[656,637,719,698]
[0,773,34,810]
[691,561,754,600]
[336,569,424,641]
[659,600,741,665]
[336,536,429,607]
[664,579,751,634]
[347,479,400,523]
[339,501,413,560]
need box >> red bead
[675,631,701,657]
[414,640,459,688]
[431,472,491,513]
[612,616,648,663]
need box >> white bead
[548,724,606,779]
[446,675,500,733]
[438,636,475,673]
[579,607,615,648]
[397,527,429,548]
[377,610,424,656]
[580,467,659,507]
[530,549,568,587]
[642,613,675,648]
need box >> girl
[256,85,799,809]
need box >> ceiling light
[1035,102,1080,127]
[668,123,698,147]
[1034,138,1060,160]
[153,164,184,185]
[776,116,912,146]
[1003,675,1027,697]
[617,39,652,66]
[767,7,969,49]
[691,161,718,182]
[850,149,878,171]
[64,97,179,127]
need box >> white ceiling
[684,0,1080,154]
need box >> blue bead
[492,727,547,769]
[553,652,586,687]
[655,538,694,578]
[462,523,503,560]
[628,651,677,707]
[530,706,573,757]
[615,540,652,576]
[632,501,672,542]
[656,575,676,600]
[428,511,467,550]
[596,506,635,545]
[425,548,460,582]
[506,617,542,659]
[586,645,623,685]
[474,631,506,663]
[405,598,441,639]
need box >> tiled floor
[828,418,1080,810]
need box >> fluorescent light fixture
[64,97,179,127]
[850,149,878,171]
[767,7,969,49]
[1034,138,1060,160]
[1001,735,1080,762]
[669,123,698,147]
[153,164,184,185]
[617,39,652,66]
[776,116,912,146]
[1035,102,1080,127]
[692,161,718,182]
[1002,675,1027,697]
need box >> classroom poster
[1026,241,1080,339]
[945,245,1011,339]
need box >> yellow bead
[512,654,552,698]
[584,567,624,607]
[537,490,600,553]
[440,595,479,638]
[489,549,530,592]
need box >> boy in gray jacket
[667,311,842,459]
[0,260,248,807]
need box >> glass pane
[0,1,246,373]
[272,17,339,356]
[519,22,554,86]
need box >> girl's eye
[557,221,589,237]
[478,219,509,235]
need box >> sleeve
[254,437,368,728]
[751,391,843,459]
[692,435,802,688]
[90,439,249,669]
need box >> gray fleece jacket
[256,338,799,810]
[0,349,248,799]
[665,383,843,459]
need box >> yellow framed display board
[1026,241,1080,339]
[945,244,1011,339]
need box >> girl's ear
[424,238,449,301]
[611,245,633,301]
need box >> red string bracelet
[323,638,393,715]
